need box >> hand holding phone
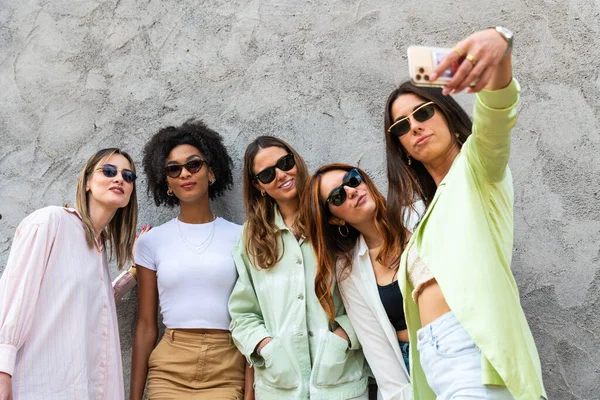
[407,46,469,87]
[409,29,513,95]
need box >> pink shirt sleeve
[0,210,58,376]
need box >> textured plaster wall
[1,0,599,398]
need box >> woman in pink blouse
[0,148,138,400]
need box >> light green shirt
[229,208,368,400]
[399,79,546,400]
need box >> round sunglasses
[164,158,205,179]
[387,101,436,137]
[254,153,295,184]
[326,168,363,207]
[98,164,137,183]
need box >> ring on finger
[466,54,478,66]
[451,47,464,57]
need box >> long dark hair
[242,136,309,269]
[304,164,402,321]
[384,81,472,233]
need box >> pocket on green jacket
[256,338,299,390]
[314,331,365,388]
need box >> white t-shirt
[135,217,242,330]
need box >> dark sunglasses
[254,153,295,184]
[98,164,137,183]
[164,158,205,179]
[326,168,363,207]
[387,101,436,137]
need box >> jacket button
[296,258,302,265]
[308,331,314,337]
[297,294,304,300]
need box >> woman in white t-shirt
[130,119,251,400]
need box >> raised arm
[432,28,519,182]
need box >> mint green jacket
[399,79,547,400]
[229,208,368,400]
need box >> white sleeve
[134,233,156,271]
[338,276,412,400]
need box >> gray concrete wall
[1,0,599,398]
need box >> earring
[406,154,412,166]
[338,224,349,237]
[209,178,216,186]
[260,190,266,197]
[167,188,174,197]
[455,132,460,139]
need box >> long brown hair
[304,164,403,321]
[242,136,309,269]
[384,81,472,234]
[75,148,138,270]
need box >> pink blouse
[0,206,124,399]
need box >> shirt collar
[273,206,306,244]
[356,234,369,257]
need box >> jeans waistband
[416,311,459,343]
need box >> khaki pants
[147,328,245,399]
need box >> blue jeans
[416,312,514,400]
[399,341,410,374]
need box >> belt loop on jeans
[169,329,175,341]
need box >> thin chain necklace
[177,214,217,257]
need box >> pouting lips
[180,182,196,189]
[416,134,432,146]
[356,194,366,207]
[109,186,124,194]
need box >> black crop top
[377,280,408,332]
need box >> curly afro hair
[142,118,234,207]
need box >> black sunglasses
[326,168,363,207]
[387,102,436,137]
[254,153,295,184]
[164,158,205,179]
[98,164,137,183]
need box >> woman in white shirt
[130,119,250,399]
[304,164,412,400]
[0,148,138,400]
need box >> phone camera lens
[415,74,422,81]
[424,75,430,81]
[419,67,425,73]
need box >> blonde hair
[74,148,138,270]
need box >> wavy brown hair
[75,148,138,270]
[242,136,309,269]
[304,164,403,321]
[384,80,473,234]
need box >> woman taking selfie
[228,136,369,399]
[0,148,138,400]
[304,164,412,400]
[130,120,250,399]
[384,28,546,398]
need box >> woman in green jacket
[384,29,546,399]
[228,136,369,400]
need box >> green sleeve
[464,78,520,182]
[228,240,271,367]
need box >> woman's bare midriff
[396,329,409,342]
[416,280,451,327]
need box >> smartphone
[407,46,464,87]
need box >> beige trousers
[147,328,246,399]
